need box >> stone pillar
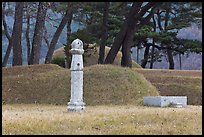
[67,39,85,112]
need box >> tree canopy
[2,2,202,69]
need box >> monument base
[67,101,85,112]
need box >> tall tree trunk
[122,3,157,68]
[150,15,156,69]
[104,2,158,67]
[2,2,11,40]
[104,2,143,64]
[167,50,174,69]
[149,40,155,69]
[2,42,12,67]
[98,2,109,64]
[103,20,129,64]
[45,7,73,64]
[12,2,24,66]
[29,2,48,65]
[2,2,12,67]
[121,26,135,68]
[164,9,174,69]
[121,4,156,68]
[121,44,132,67]
[141,43,150,68]
[179,53,182,70]
[43,26,50,48]
[25,3,31,64]
[157,8,174,70]
[157,8,163,31]
[65,3,73,68]
[167,46,174,69]
[137,46,139,63]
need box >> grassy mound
[52,46,142,68]
[2,64,159,105]
[134,68,202,105]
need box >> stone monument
[67,39,85,112]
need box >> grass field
[2,104,202,135]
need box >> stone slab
[143,96,187,107]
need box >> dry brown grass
[2,64,159,105]
[2,104,202,135]
[2,64,63,76]
[134,68,202,105]
[134,68,202,77]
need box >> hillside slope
[134,68,202,105]
[2,64,158,105]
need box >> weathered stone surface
[70,54,83,71]
[68,39,85,112]
[143,96,187,107]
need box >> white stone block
[143,96,187,107]
[70,71,83,102]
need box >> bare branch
[157,8,164,31]
[138,2,156,17]
[143,5,158,24]
[170,11,177,17]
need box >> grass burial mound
[52,46,142,68]
[2,64,159,105]
[134,68,202,105]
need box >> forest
[2,2,202,69]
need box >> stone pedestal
[67,39,85,112]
